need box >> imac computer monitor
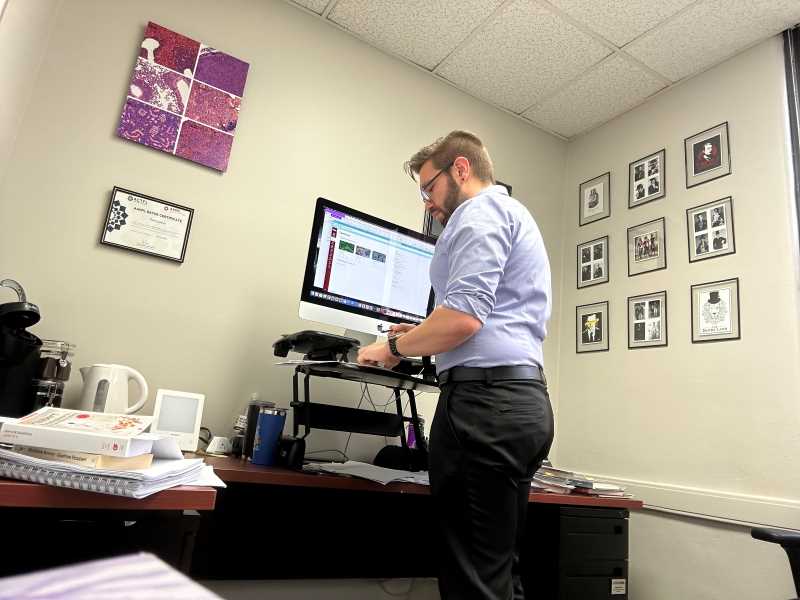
[299,197,436,337]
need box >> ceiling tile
[546,0,695,47]
[436,0,612,113]
[626,0,800,82]
[329,0,504,70]
[523,54,666,138]
[290,0,330,15]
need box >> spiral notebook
[0,447,208,499]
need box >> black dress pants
[429,378,554,600]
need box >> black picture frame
[576,235,609,289]
[578,172,611,226]
[684,122,731,189]
[100,186,194,263]
[576,301,609,353]
[627,290,668,349]
[690,277,741,343]
[627,217,667,277]
[686,196,736,262]
[628,148,666,209]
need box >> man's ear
[453,156,470,182]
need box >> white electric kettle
[79,364,148,414]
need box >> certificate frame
[101,186,194,263]
[690,277,740,343]
[577,235,609,289]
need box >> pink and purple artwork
[117,21,249,172]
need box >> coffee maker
[0,279,42,417]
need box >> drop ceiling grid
[626,0,800,82]
[524,54,667,138]
[435,0,612,113]
[328,0,505,70]
[290,0,330,15]
[545,0,698,47]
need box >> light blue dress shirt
[429,185,551,373]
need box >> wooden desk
[0,478,217,577]
[201,455,642,509]
[192,456,641,597]
[0,480,216,510]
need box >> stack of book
[532,461,630,498]
[0,407,218,498]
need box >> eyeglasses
[419,160,454,202]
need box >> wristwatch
[388,336,406,358]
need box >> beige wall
[0,0,60,185]
[558,37,799,599]
[0,0,566,460]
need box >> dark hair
[404,130,495,184]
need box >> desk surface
[201,455,643,510]
[0,480,216,510]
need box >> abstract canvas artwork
[117,22,249,172]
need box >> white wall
[0,0,567,462]
[558,36,799,599]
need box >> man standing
[357,131,554,599]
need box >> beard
[436,175,463,226]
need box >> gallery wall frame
[629,149,666,209]
[577,235,609,289]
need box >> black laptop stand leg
[394,388,409,449]
[406,390,428,454]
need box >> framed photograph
[578,172,611,226]
[627,290,667,349]
[101,186,194,263]
[627,217,666,277]
[629,149,665,208]
[686,196,735,262]
[691,278,740,343]
[576,301,609,353]
[684,122,731,188]
[577,236,609,288]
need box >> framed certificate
[101,187,194,263]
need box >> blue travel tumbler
[251,407,287,466]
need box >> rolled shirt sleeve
[441,206,512,324]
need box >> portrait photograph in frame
[684,122,731,188]
[627,217,666,277]
[686,196,735,262]
[690,278,740,343]
[576,301,609,353]
[578,172,611,226]
[577,235,609,289]
[629,148,665,209]
[101,186,194,263]
[628,290,667,349]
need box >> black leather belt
[438,365,546,386]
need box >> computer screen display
[300,197,435,336]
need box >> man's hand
[357,341,401,369]
[389,323,416,336]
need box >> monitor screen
[300,197,435,336]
